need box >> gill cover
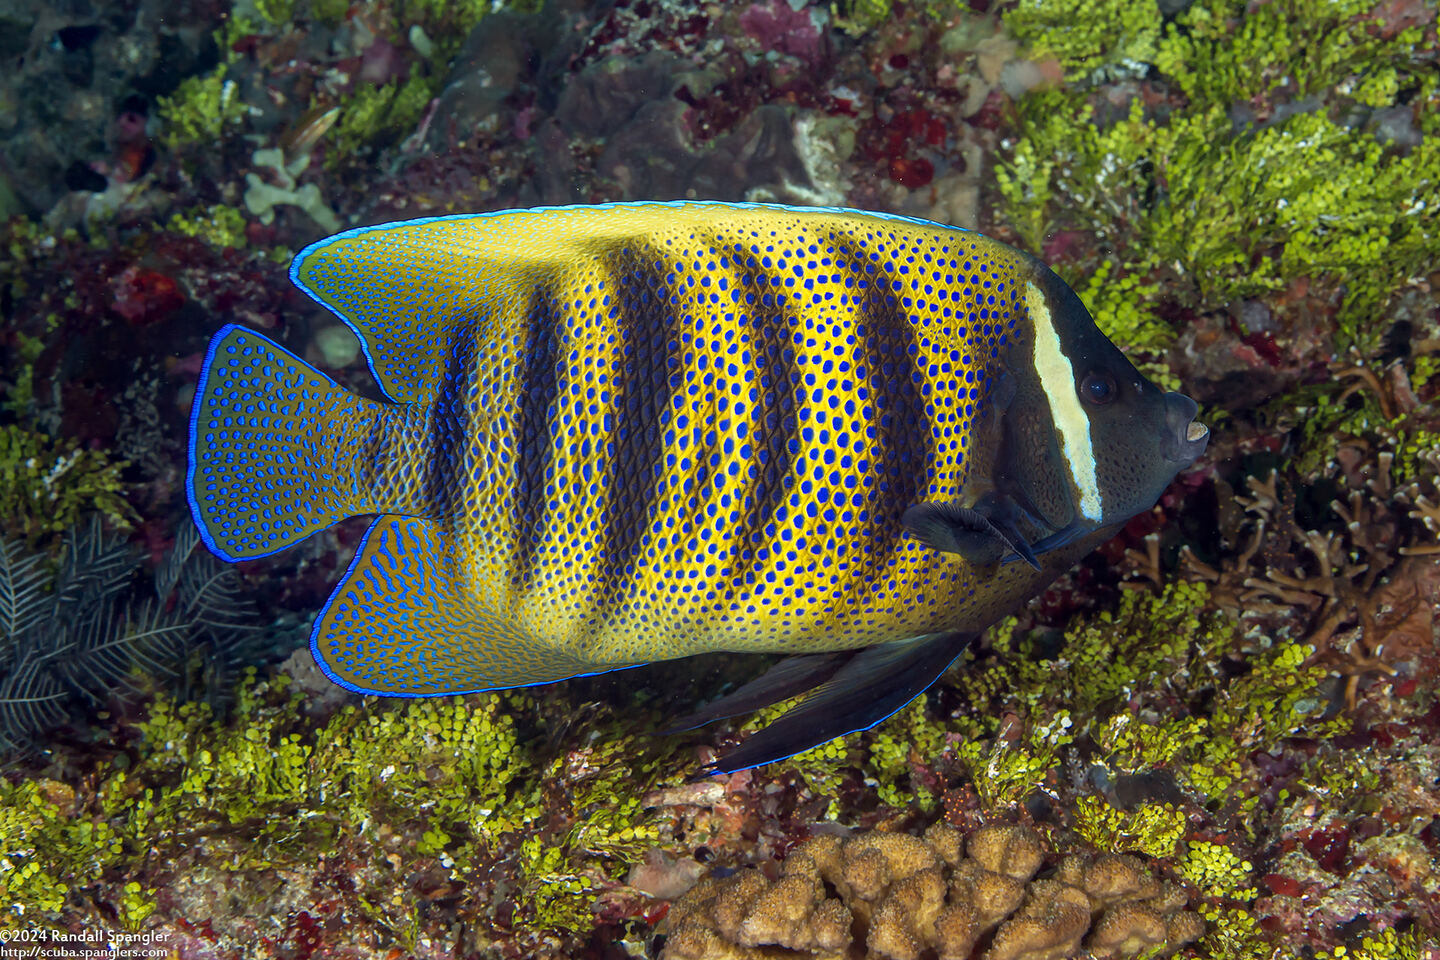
[904,259,1208,567]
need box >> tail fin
[187,325,369,562]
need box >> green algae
[1007,0,1161,80]
[833,0,978,34]
[1181,845,1263,956]
[2,672,670,940]
[952,709,1075,811]
[401,0,490,30]
[1164,641,1348,814]
[1072,796,1187,859]
[156,67,249,151]
[831,0,893,34]
[308,0,350,25]
[1392,427,1440,484]
[1180,839,1257,900]
[1,333,44,419]
[117,881,157,931]
[951,581,1356,827]
[998,0,1439,360]
[958,580,1223,725]
[1198,905,1269,960]
[0,425,133,546]
[254,0,296,23]
[328,74,437,169]
[868,695,948,811]
[1317,926,1432,960]
[1411,354,1438,393]
[322,0,493,168]
[515,737,666,931]
[0,780,93,922]
[166,205,249,250]
[1074,259,1177,390]
[152,15,270,152]
[1153,0,1425,107]
[117,679,523,833]
[1282,378,1437,492]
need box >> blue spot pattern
[312,515,600,692]
[191,202,1042,696]
[186,325,368,562]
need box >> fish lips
[1161,391,1209,464]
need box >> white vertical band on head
[1026,282,1103,522]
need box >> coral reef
[0,0,1435,955]
[243,148,341,232]
[0,668,676,953]
[0,1,212,218]
[663,823,1204,959]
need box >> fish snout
[1161,391,1208,463]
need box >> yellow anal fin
[310,516,609,695]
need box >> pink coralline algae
[110,265,184,325]
[739,0,825,65]
[858,105,949,189]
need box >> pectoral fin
[1013,520,1094,560]
[902,500,1042,571]
[686,632,976,778]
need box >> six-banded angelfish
[185,201,1208,775]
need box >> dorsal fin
[287,202,961,403]
[290,216,523,403]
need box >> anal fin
[312,516,605,696]
[687,632,976,778]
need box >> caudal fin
[187,324,368,562]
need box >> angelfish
[186,202,1208,774]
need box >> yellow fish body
[187,202,1207,772]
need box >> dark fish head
[987,260,1208,539]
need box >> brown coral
[1182,436,1440,708]
[661,824,1203,960]
[666,868,852,960]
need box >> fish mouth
[1161,391,1209,463]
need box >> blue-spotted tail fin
[187,324,372,562]
[311,516,610,695]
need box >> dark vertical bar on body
[510,284,563,589]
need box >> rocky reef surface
[0,0,1436,957]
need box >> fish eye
[1080,371,1117,405]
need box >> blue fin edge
[186,324,352,565]
[287,200,976,405]
[185,323,239,561]
[307,516,645,698]
[693,631,975,777]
